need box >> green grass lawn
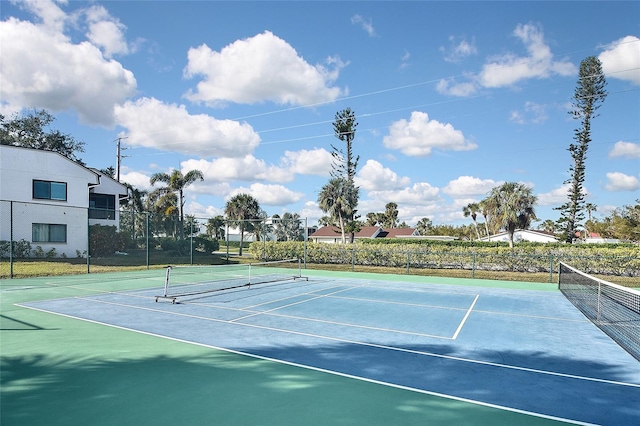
[2,256,638,288]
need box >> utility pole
[114,137,128,181]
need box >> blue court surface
[20,274,640,425]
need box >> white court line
[168,284,455,339]
[20,296,640,390]
[231,284,367,322]
[452,294,479,340]
[239,283,350,310]
[326,294,472,311]
[14,302,597,426]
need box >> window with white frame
[33,180,67,201]
[32,224,67,243]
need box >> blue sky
[2,0,639,228]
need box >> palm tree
[384,202,399,228]
[224,193,260,256]
[462,202,481,240]
[206,215,226,240]
[317,177,353,244]
[538,219,557,234]
[478,199,491,237]
[483,182,538,248]
[150,169,204,237]
[584,202,598,237]
[120,183,147,241]
[416,217,433,236]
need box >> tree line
[3,56,637,246]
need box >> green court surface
[0,269,593,425]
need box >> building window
[89,193,116,219]
[32,224,67,243]
[33,180,67,201]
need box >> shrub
[89,224,128,256]
[33,246,45,258]
[0,239,32,258]
[248,240,640,277]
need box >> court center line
[230,284,367,322]
[32,296,640,389]
[168,289,455,339]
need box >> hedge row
[249,241,640,277]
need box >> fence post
[549,254,553,283]
[87,212,91,274]
[146,212,150,270]
[472,252,476,279]
[303,217,308,269]
[406,251,410,275]
[351,245,355,272]
[190,221,194,265]
[9,201,13,278]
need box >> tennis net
[558,262,640,361]
[155,258,306,303]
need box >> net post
[597,281,602,322]
[163,266,172,297]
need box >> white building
[478,229,558,244]
[310,226,422,243]
[0,145,128,258]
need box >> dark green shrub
[89,225,128,256]
[0,239,32,258]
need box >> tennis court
[2,265,639,425]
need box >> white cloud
[383,111,477,157]
[351,15,376,37]
[184,201,224,218]
[119,170,153,191]
[0,15,136,125]
[537,184,592,206]
[609,141,640,158]
[441,35,477,63]
[509,101,548,124]
[439,23,576,97]
[443,176,500,197]
[17,0,67,34]
[83,5,131,58]
[181,155,292,185]
[183,31,346,106]
[537,184,570,206]
[228,183,304,206]
[355,160,411,191]
[436,78,478,97]
[114,97,261,158]
[281,148,333,177]
[368,182,441,205]
[599,36,640,85]
[605,172,640,191]
[480,23,575,88]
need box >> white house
[0,145,128,258]
[478,229,558,243]
[310,226,422,243]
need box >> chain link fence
[2,199,638,284]
[1,200,309,278]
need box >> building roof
[311,226,382,238]
[478,229,558,242]
[378,228,418,238]
[311,226,419,240]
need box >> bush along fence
[249,241,640,282]
[1,200,301,278]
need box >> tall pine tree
[557,56,607,243]
[330,108,360,242]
